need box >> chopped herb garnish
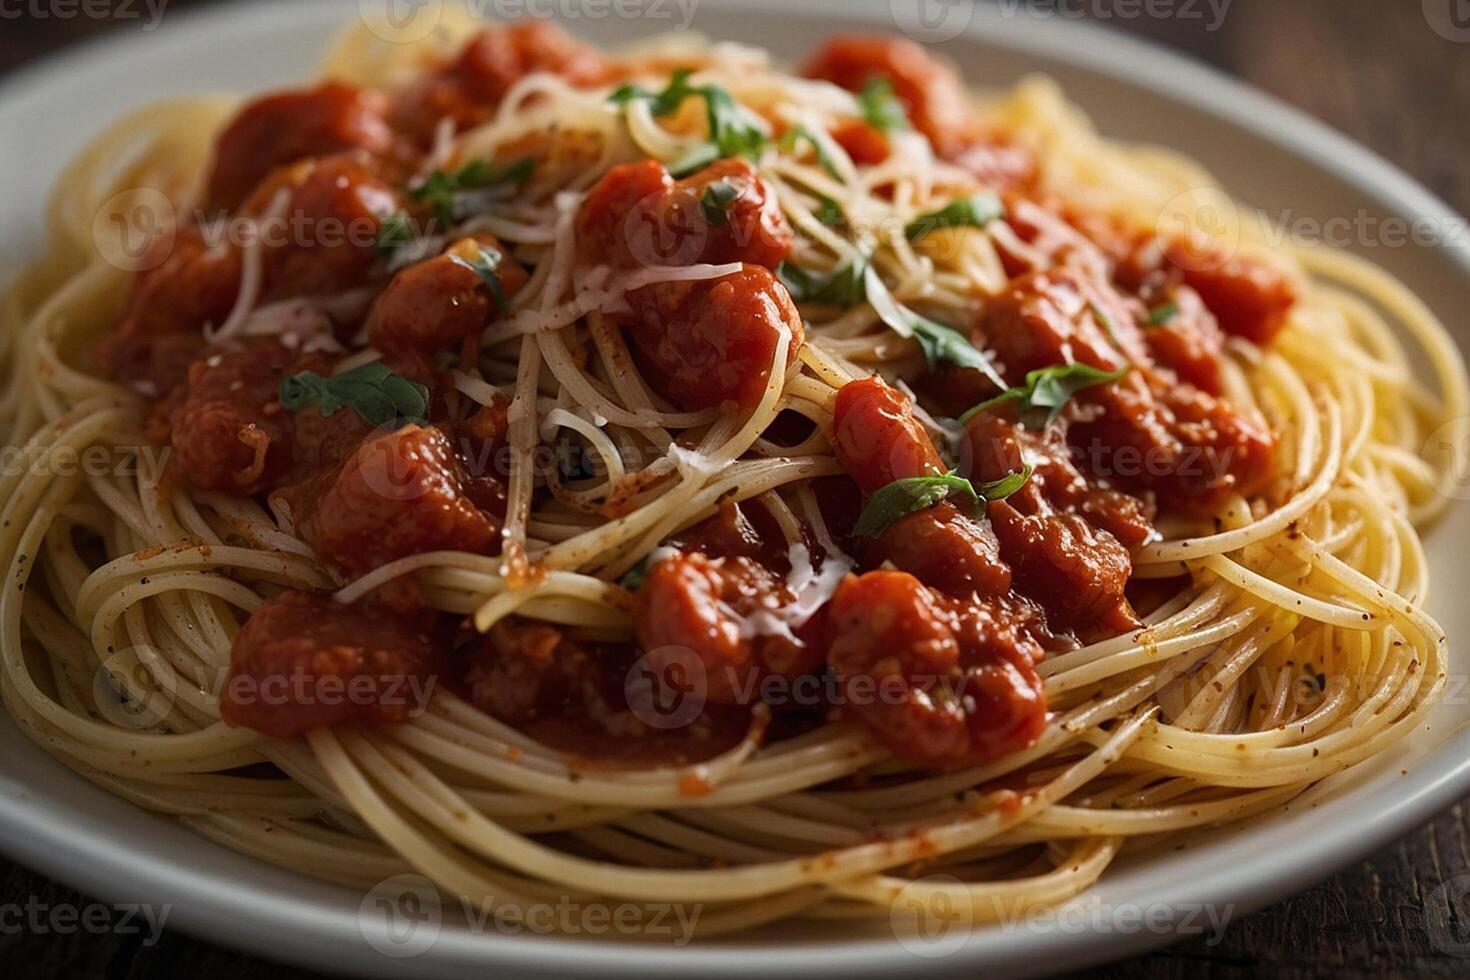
[961,363,1129,429]
[279,361,429,428]
[699,179,740,226]
[410,156,534,226]
[448,243,510,310]
[862,266,1007,386]
[814,196,844,228]
[376,211,415,253]
[975,466,1035,503]
[620,556,653,591]
[853,466,1031,538]
[905,193,1005,240]
[1146,301,1180,326]
[779,125,842,180]
[611,68,767,176]
[858,77,910,133]
[909,316,995,376]
[778,250,870,307]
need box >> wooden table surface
[1,1,1467,977]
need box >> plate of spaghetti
[2,0,1468,976]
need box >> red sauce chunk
[827,571,1046,768]
[802,35,1035,187]
[205,81,396,213]
[165,343,300,495]
[250,152,403,302]
[289,423,502,583]
[366,235,528,357]
[392,23,609,143]
[621,266,804,412]
[831,376,946,491]
[221,590,441,738]
[634,553,825,704]
[577,158,795,270]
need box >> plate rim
[1,1,1467,977]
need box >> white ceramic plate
[1,1,1467,976]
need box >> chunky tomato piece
[986,500,1134,630]
[205,82,395,212]
[964,408,1155,549]
[826,571,1046,768]
[1138,287,1226,394]
[292,424,501,582]
[249,153,401,301]
[221,590,441,738]
[831,376,946,492]
[1170,244,1298,345]
[98,229,242,382]
[978,267,1142,380]
[621,265,803,412]
[392,23,609,143]
[577,158,794,270]
[865,502,1011,597]
[366,235,527,357]
[828,118,889,165]
[950,139,1038,192]
[634,553,824,704]
[1071,371,1276,512]
[802,36,975,159]
[167,343,300,495]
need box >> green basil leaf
[778,251,870,307]
[962,363,1128,429]
[862,266,1008,387]
[853,472,980,538]
[1146,301,1180,326]
[858,77,910,133]
[975,463,1034,502]
[614,69,767,175]
[619,556,653,591]
[668,142,721,178]
[279,361,429,428]
[699,179,740,226]
[778,125,842,180]
[410,156,534,226]
[905,193,1005,240]
[448,244,509,310]
[814,196,844,228]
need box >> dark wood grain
[1,1,1467,977]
